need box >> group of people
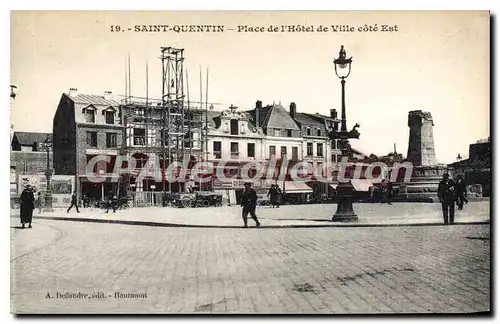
[267,184,283,208]
[438,173,468,225]
[67,192,119,213]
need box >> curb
[32,215,491,229]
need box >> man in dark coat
[241,182,261,228]
[67,191,80,213]
[438,173,457,225]
[20,185,35,229]
[455,175,468,210]
[267,184,279,208]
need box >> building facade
[10,131,53,199]
[448,138,491,196]
[53,88,123,201]
[51,89,348,203]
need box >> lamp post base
[44,192,54,213]
[332,181,358,222]
[332,212,358,222]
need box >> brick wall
[76,124,124,175]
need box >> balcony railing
[133,136,146,146]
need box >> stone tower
[407,110,437,166]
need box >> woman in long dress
[20,185,35,229]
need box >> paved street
[11,213,490,314]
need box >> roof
[66,93,119,106]
[202,110,223,128]
[294,113,324,126]
[13,132,51,146]
[260,104,300,130]
[301,112,337,122]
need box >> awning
[329,180,373,191]
[279,181,313,194]
[351,179,374,192]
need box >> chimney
[103,91,112,101]
[255,100,262,127]
[289,102,297,118]
[69,88,78,97]
[330,109,338,119]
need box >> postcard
[10,10,490,314]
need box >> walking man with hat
[240,182,261,228]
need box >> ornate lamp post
[42,135,54,212]
[329,45,360,222]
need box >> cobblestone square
[10,204,491,314]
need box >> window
[316,129,322,137]
[292,147,299,161]
[247,143,255,158]
[106,133,117,148]
[230,142,239,157]
[213,141,222,159]
[307,142,313,156]
[306,127,311,136]
[274,129,281,137]
[280,146,287,158]
[230,119,239,135]
[331,140,337,150]
[86,132,97,147]
[133,128,146,146]
[32,142,39,152]
[269,145,276,158]
[105,111,115,125]
[287,129,293,137]
[85,109,95,123]
[317,143,324,157]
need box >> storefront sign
[86,149,118,155]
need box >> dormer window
[104,108,116,125]
[316,129,322,137]
[230,119,239,135]
[306,127,311,136]
[84,107,96,123]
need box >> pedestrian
[35,192,44,214]
[455,175,468,210]
[386,180,393,205]
[20,185,35,229]
[437,173,456,225]
[267,184,278,208]
[67,191,80,213]
[105,194,118,213]
[275,185,282,207]
[241,182,261,228]
[82,194,90,208]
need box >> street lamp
[10,85,17,99]
[41,135,54,212]
[328,45,360,222]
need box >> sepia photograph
[9,10,491,314]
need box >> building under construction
[120,47,210,204]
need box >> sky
[10,10,490,164]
